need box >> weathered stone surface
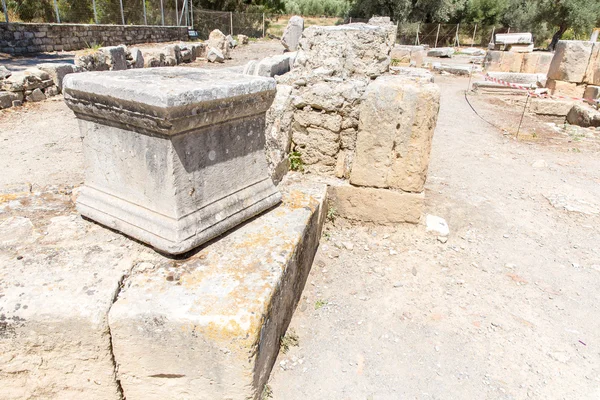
[108,178,327,400]
[265,84,294,183]
[567,104,600,127]
[207,46,225,63]
[0,91,13,109]
[253,53,295,77]
[37,62,78,91]
[391,45,426,67]
[0,193,131,400]
[163,44,181,64]
[63,68,280,255]
[101,46,128,70]
[75,49,109,72]
[484,50,528,73]
[226,34,237,48]
[427,47,455,58]
[546,78,586,98]
[129,47,144,68]
[584,85,600,105]
[328,184,424,224]
[350,75,440,192]
[528,98,575,117]
[507,43,534,53]
[208,29,231,59]
[25,87,46,102]
[495,32,533,45]
[433,64,473,76]
[487,72,546,86]
[282,15,304,52]
[389,66,434,82]
[0,65,11,80]
[548,40,594,83]
[238,34,249,44]
[296,24,395,79]
[584,42,600,85]
[44,85,60,97]
[520,52,554,74]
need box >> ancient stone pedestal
[63,67,281,255]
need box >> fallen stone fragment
[238,34,249,44]
[208,29,231,59]
[427,47,455,58]
[101,46,128,70]
[207,46,225,63]
[129,47,144,68]
[282,15,304,52]
[426,214,449,236]
[36,63,79,91]
[25,88,46,102]
[567,104,600,128]
[109,179,327,400]
[0,65,11,79]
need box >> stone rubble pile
[0,30,253,110]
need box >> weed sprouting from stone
[280,328,300,354]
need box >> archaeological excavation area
[1,16,600,400]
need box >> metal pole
[160,0,165,25]
[516,93,530,139]
[143,0,147,25]
[92,0,98,23]
[434,23,440,48]
[119,0,125,25]
[230,11,233,35]
[53,0,60,23]
[2,0,9,23]
[175,0,178,26]
[507,26,510,34]
[190,0,194,29]
[471,23,477,47]
[489,26,495,47]
[184,0,188,26]
[455,23,460,47]
[262,13,265,37]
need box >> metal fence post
[489,26,495,47]
[415,22,420,46]
[230,12,233,35]
[434,23,440,48]
[119,0,125,24]
[53,0,60,23]
[175,0,178,26]
[455,23,460,47]
[2,0,9,23]
[160,0,165,25]
[471,23,477,47]
[262,13,265,37]
[92,0,98,23]
[143,0,147,25]
[190,0,194,29]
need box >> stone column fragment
[63,67,281,255]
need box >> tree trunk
[549,25,567,51]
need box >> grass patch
[280,328,300,354]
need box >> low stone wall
[0,23,188,55]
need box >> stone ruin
[484,32,553,75]
[0,18,442,400]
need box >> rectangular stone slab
[108,178,327,400]
[63,68,281,254]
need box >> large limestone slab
[548,40,594,83]
[546,78,586,98]
[529,98,575,117]
[0,191,137,400]
[63,68,280,255]
[328,184,424,224]
[281,15,304,51]
[521,52,553,74]
[108,178,328,400]
[350,75,440,192]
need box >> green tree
[536,0,600,50]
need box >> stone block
[162,44,181,64]
[265,84,294,184]
[282,16,304,52]
[566,104,600,127]
[433,64,472,76]
[208,29,231,59]
[389,66,434,82]
[101,46,127,70]
[548,40,594,83]
[391,45,412,64]
[584,42,600,85]
[328,184,424,224]
[507,43,534,53]
[546,78,586,98]
[521,52,553,74]
[350,75,440,193]
[583,85,600,105]
[36,62,78,91]
[427,47,455,58]
[238,34,249,44]
[108,179,327,400]
[256,54,291,77]
[495,32,533,45]
[297,24,394,79]
[207,46,225,63]
[0,91,13,109]
[528,98,575,117]
[487,72,546,86]
[25,88,46,102]
[0,65,12,79]
[129,47,144,68]
[63,68,281,255]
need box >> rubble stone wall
[0,23,188,55]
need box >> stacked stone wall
[0,23,188,55]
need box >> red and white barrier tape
[483,74,599,105]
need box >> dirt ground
[1,68,600,399]
[268,76,600,399]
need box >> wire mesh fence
[397,23,511,48]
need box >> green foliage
[280,328,299,353]
[285,0,350,17]
[314,299,328,310]
[289,151,304,172]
